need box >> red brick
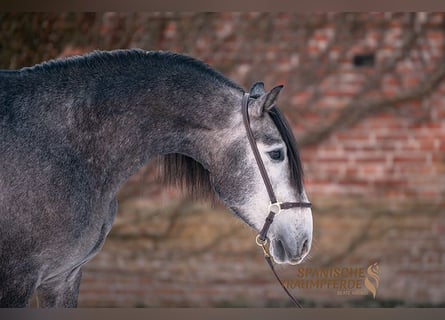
[316,156,349,163]
[335,132,371,141]
[393,154,428,164]
[375,131,409,141]
[359,167,381,178]
[418,138,440,151]
[352,153,387,163]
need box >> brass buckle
[269,202,283,215]
[255,234,270,257]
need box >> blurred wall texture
[1,13,444,307]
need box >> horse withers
[0,50,312,307]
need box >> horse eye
[268,149,284,161]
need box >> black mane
[157,154,214,201]
[269,107,304,195]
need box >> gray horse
[0,49,312,307]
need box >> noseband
[241,92,312,307]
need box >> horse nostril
[301,238,309,256]
[276,239,286,259]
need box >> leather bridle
[241,92,312,308]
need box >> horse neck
[55,72,243,194]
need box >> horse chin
[288,256,306,265]
[271,254,306,265]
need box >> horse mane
[269,106,304,195]
[157,153,215,201]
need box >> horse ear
[249,82,265,97]
[250,85,284,117]
[263,85,283,111]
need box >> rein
[241,92,312,308]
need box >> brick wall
[302,96,445,200]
